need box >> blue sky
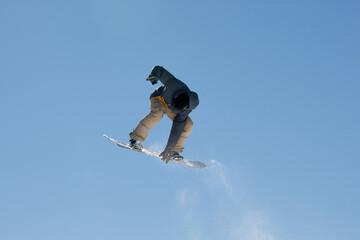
[1,0,359,239]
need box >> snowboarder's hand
[146,74,158,85]
[159,150,171,164]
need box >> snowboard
[103,134,206,169]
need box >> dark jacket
[149,66,199,151]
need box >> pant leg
[164,109,194,153]
[129,98,165,142]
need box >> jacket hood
[188,91,199,110]
[173,90,199,110]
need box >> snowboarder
[129,66,199,163]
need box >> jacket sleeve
[165,110,191,151]
[150,66,175,85]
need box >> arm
[165,111,190,151]
[148,66,175,85]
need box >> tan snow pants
[129,97,193,152]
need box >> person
[129,65,199,163]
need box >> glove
[159,150,172,164]
[146,74,159,85]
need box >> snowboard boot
[129,139,143,151]
[159,150,184,163]
[170,151,184,162]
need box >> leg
[165,109,194,153]
[130,98,165,142]
[174,117,193,152]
